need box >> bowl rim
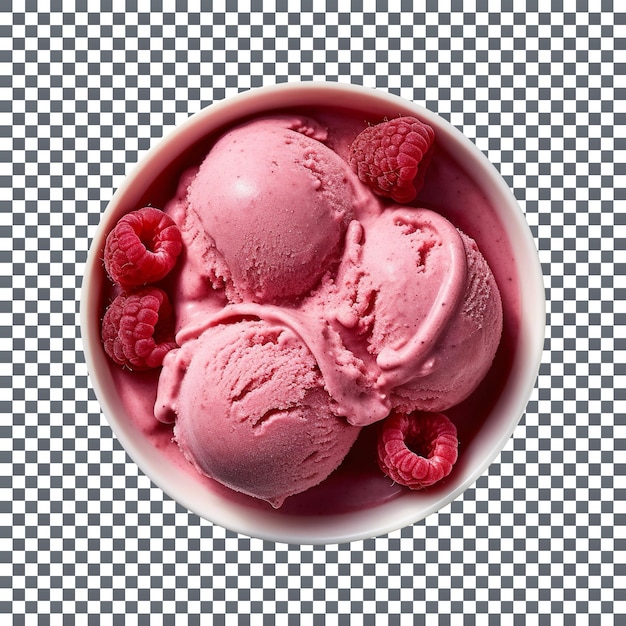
[80,80,545,545]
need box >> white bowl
[81,82,545,544]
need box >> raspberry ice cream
[321,207,502,419]
[157,319,360,509]
[97,107,507,510]
[170,115,369,308]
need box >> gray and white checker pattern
[2,2,623,623]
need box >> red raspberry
[101,287,177,370]
[377,411,458,489]
[349,116,435,203]
[103,207,182,288]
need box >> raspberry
[377,411,458,489]
[349,116,435,203]
[101,287,177,370]
[103,207,182,288]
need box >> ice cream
[157,319,360,508]
[330,208,504,414]
[168,115,370,309]
[98,105,508,511]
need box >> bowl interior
[81,82,545,544]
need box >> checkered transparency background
[2,1,624,623]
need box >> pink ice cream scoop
[174,115,369,305]
[155,319,361,508]
[389,227,503,414]
[329,207,503,418]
